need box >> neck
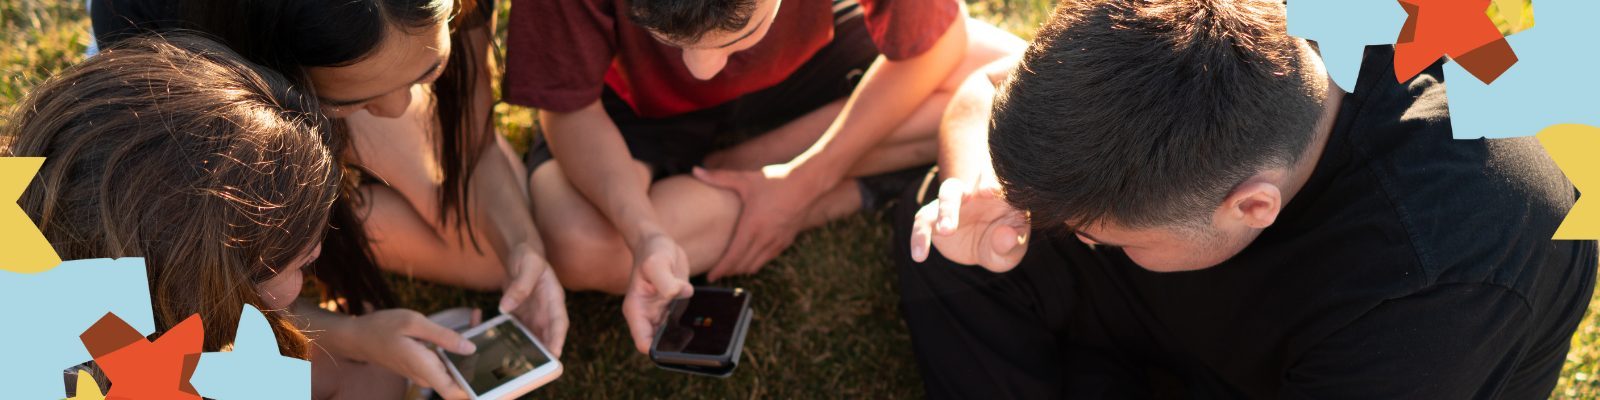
[1279,76,1345,203]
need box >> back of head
[989,0,1327,231]
[173,0,453,74]
[625,0,758,44]
[2,34,337,358]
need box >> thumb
[644,258,689,300]
[692,167,741,191]
[982,221,1030,272]
[410,317,476,355]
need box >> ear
[1216,178,1283,230]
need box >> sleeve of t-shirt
[1279,283,1533,399]
[503,0,618,112]
[856,0,961,61]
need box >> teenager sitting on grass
[90,1,566,395]
[900,0,1595,397]
[91,0,567,351]
[505,0,1025,354]
[1,34,477,399]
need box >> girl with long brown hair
[5,33,488,399]
[4,32,326,382]
[89,1,567,396]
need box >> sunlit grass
[2,0,1594,398]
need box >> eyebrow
[711,13,769,49]
[320,59,444,107]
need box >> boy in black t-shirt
[899,0,1595,398]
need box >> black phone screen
[655,289,748,356]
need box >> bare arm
[784,7,969,189]
[355,19,542,291]
[937,58,1016,183]
[908,58,1029,271]
[293,299,475,398]
[538,103,668,250]
[459,0,546,271]
[540,101,694,355]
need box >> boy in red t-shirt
[504,0,1023,353]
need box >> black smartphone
[649,287,753,377]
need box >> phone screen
[445,321,553,395]
[655,289,748,356]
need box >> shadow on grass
[387,212,924,398]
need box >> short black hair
[625,0,758,44]
[989,0,1326,231]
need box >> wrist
[624,224,669,255]
[315,311,367,360]
[778,160,841,195]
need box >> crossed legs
[530,19,1027,294]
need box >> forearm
[788,9,969,186]
[291,299,362,360]
[471,135,545,255]
[937,63,1007,183]
[540,103,667,248]
[456,10,547,268]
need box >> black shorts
[527,0,878,179]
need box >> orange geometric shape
[1394,0,1519,84]
[79,312,204,400]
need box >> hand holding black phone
[649,287,753,377]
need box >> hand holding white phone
[436,314,563,399]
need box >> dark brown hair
[626,0,758,44]
[989,0,1326,231]
[91,0,497,312]
[3,34,337,359]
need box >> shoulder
[1340,47,1575,291]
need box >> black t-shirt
[1056,47,1596,398]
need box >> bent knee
[542,224,631,294]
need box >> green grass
[389,214,918,398]
[4,0,1597,398]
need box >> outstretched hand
[909,175,1031,272]
[622,233,695,354]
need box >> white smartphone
[436,314,562,399]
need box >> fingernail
[499,298,515,313]
[460,340,477,354]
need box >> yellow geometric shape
[0,157,60,273]
[67,369,106,400]
[1487,0,1535,35]
[1538,125,1600,239]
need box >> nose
[363,86,413,118]
[682,49,729,80]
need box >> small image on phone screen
[655,289,747,356]
[446,322,553,395]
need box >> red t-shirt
[504,0,959,118]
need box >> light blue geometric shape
[189,304,311,399]
[1441,0,1600,138]
[1288,0,1409,90]
[0,258,153,399]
